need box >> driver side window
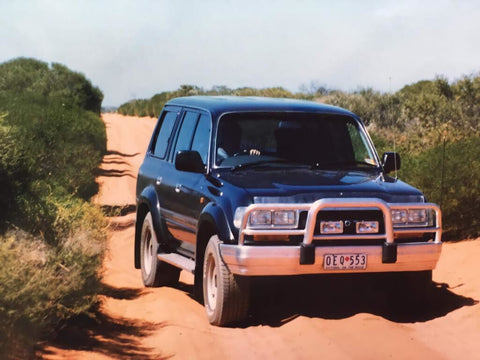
[191,114,211,164]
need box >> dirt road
[41,113,480,360]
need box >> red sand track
[40,113,480,360]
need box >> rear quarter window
[153,111,178,158]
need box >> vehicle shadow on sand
[246,274,478,327]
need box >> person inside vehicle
[216,120,262,165]
[216,120,241,163]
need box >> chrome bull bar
[238,198,442,264]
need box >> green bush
[0,58,103,114]
[0,57,107,357]
[0,62,106,237]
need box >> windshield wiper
[311,161,379,170]
[231,159,308,172]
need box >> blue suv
[135,96,442,326]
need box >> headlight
[392,209,430,227]
[250,210,272,226]
[273,210,296,226]
[407,209,427,223]
[391,209,407,224]
[249,209,297,228]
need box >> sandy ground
[39,113,480,360]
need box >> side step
[158,253,195,274]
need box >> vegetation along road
[40,113,480,360]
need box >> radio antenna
[440,134,447,208]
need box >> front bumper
[221,198,442,276]
[220,242,442,275]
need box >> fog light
[320,221,343,234]
[356,221,379,234]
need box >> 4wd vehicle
[135,96,442,326]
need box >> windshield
[215,112,379,169]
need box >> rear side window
[153,111,177,158]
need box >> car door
[138,106,182,249]
[164,110,212,257]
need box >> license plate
[324,253,367,270]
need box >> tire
[140,212,180,287]
[203,235,250,326]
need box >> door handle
[155,176,162,185]
[175,184,182,193]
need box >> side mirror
[382,152,401,173]
[175,150,205,173]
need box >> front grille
[315,210,385,235]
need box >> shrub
[0,65,106,236]
[0,57,107,357]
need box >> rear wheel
[140,212,180,287]
[203,235,250,326]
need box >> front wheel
[203,235,250,326]
[140,212,180,287]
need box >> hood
[216,168,424,203]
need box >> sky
[1,0,480,107]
